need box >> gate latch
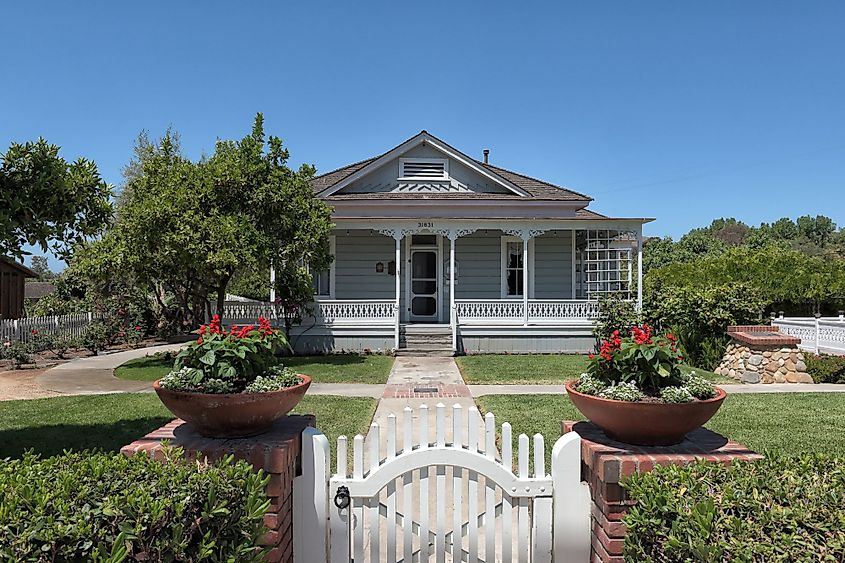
[334,485,351,509]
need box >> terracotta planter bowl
[565,380,727,446]
[153,375,311,438]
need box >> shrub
[594,293,641,341]
[51,332,80,359]
[623,454,845,562]
[806,353,845,384]
[125,324,144,348]
[82,319,111,355]
[644,282,765,370]
[1,341,32,367]
[0,450,269,562]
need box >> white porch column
[523,236,530,326]
[636,229,643,312]
[394,235,401,349]
[269,266,276,302]
[449,235,456,351]
[570,229,576,299]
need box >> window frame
[309,235,336,301]
[500,236,534,299]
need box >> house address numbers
[417,221,434,228]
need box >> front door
[410,241,438,322]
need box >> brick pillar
[562,421,762,563]
[122,416,315,563]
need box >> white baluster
[484,412,496,562]
[419,405,430,562]
[517,434,530,563]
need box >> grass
[456,353,732,384]
[0,393,377,462]
[113,354,175,381]
[476,392,845,464]
[114,353,394,384]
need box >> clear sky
[3,1,844,270]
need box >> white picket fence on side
[0,312,103,343]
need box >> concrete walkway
[37,343,185,395]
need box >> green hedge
[622,455,845,562]
[806,353,845,384]
[0,450,269,562]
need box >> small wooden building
[0,257,37,319]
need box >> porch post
[636,228,643,312]
[570,229,576,299]
[269,266,276,302]
[523,235,529,327]
[395,235,401,349]
[450,235,456,352]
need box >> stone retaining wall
[716,342,812,383]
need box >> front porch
[268,220,644,354]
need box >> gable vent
[399,158,448,180]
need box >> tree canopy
[0,138,112,260]
[77,114,333,330]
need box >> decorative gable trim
[317,131,531,198]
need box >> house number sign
[417,221,434,228]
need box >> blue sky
[3,1,844,270]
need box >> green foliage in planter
[806,353,845,384]
[622,454,845,562]
[0,450,269,562]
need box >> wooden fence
[0,312,103,343]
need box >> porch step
[402,333,452,345]
[395,347,455,357]
[402,324,451,336]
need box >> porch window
[308,235,335,299]
[311,270,330,297]
[501,238,524,298]
[575,230,633,299]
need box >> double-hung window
[501,237,525,298]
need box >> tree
[0,138,112,260]
[28,256,56,281]
[797,215,837,247]
[80,114,333,330]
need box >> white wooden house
[273,131,652,355]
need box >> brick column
[562,421,762,563]
[122,416,314,563]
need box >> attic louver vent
[399,158,448,180]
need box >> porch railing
[218,299,396,326]
[313,299,395,325]
[455,299,601,325]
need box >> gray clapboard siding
[533,231,573,298]
[334,230,396,299]
[454,231,501,299]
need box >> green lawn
[114,354,394,384]
[476,392,845,464]
[456,353,731,384]
[0,393,377,462]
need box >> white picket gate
[294,404,591,563]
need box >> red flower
[588,353,595,360]
[134,325,141,331]
[31,329,38,335]
[666,333,676,342]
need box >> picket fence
[0,312,102,343]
